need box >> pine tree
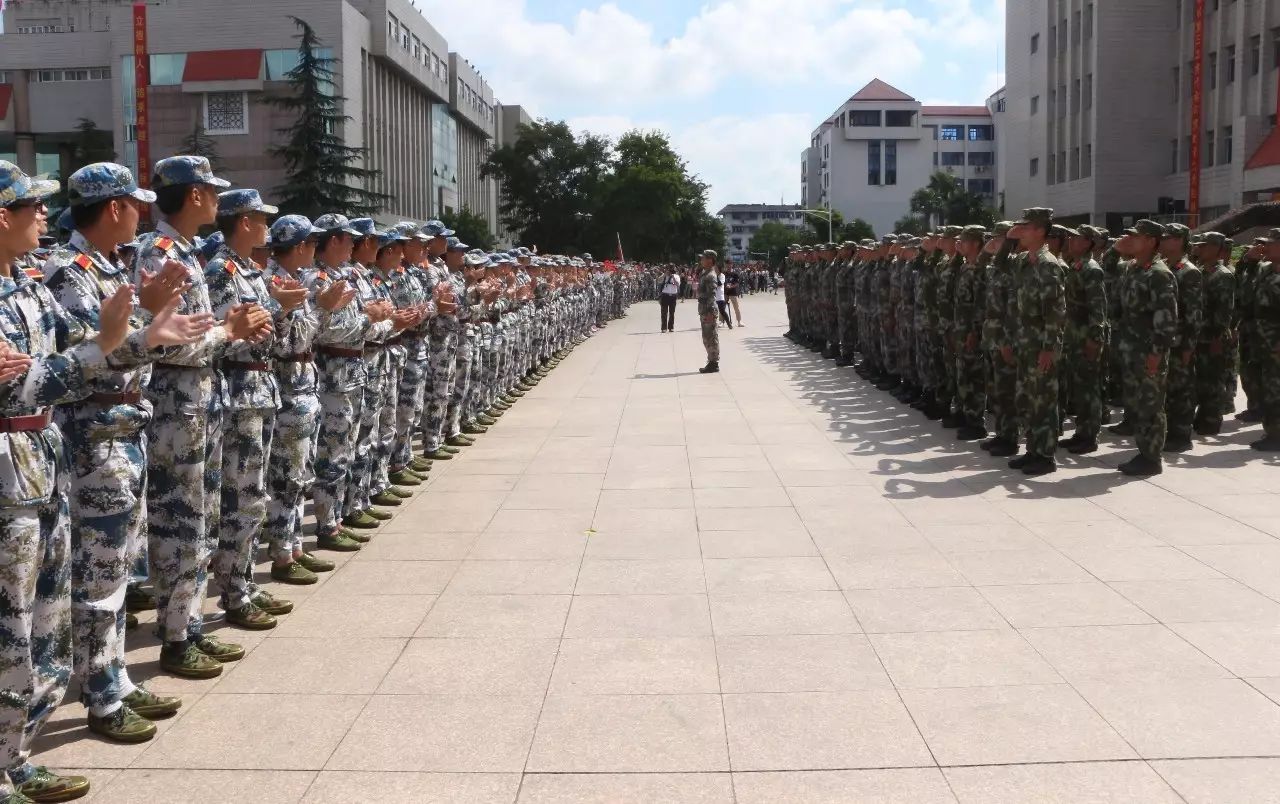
[263,17,389,218]
[181,121,222,172]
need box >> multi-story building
[800,79,998,236]
[1002,0,1280,230]
[0,0,508,232]
[717,203,807,261]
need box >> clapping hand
[317,280,356,312]
[98,286,135,354]
[224,303,273,342]
[0,340,33,384]
[144,299,215,348]
[271,278,309,313]
[138,260,192,314]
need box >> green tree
[750,220,803,267]
[893,214,930,236]
[180,121,222,173]
[439,207,496,251]
[838,217,876,243]
[48,117,115,209]
[263,17,389,218]
[909,171,997,228]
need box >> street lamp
[798,204,834,243]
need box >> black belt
[277,352,313,363]
[317,345,363,358]
[155,362,205,371]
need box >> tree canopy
[909,172,997,228]
[483,122,724,261]
[440,207,496,251]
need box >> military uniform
[1193,232,1237,434]
[698,253,720,371]
[1061,226,1109,452]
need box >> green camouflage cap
[905,236,923,248]
[896,233,914,244]
[992,221,1015,237]
[1049,224,1077,239]
[1124,219,1166,238]
[1016,207,1054,225]
[959,225,987,243]
[1162,222,1191,241]
[941,225,964,238]
[880,235,895,245]
[1198,231,1233,248]
[859,239,876,247]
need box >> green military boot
[476,414,498,426]
[122,686,182,718]
[160,641,223,679]
[251,590,293,616]
[365,507,393,521]
[503,391,523,401]
[124,584,156,612]
[441,444,461,454]
[461,422,488,435]
[423,448,454,460]
[317,530,362,552]
[270,561,318,585]
[296,552,335,573]
[343,511,382,528]
[225,602,277,631]
[516,381,535,391]
[194,634,245,662]
[445,434,474,447]
[389,486,414,499]
[87,705,156,743]
[16,768,90,803]
[370,491,402,507]
[125,612,139,631]
[389,469,422,486]
[411,457,433,472]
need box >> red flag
[615,232,625,262]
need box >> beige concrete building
[0,0,517,231]
[717,203,807,261]
[1002,0,1280,230]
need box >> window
[1072,10,1081,43]
[1251,35,1262,75]
[1072,78,1080,113]
[1183,135,1192,171]
[1058,83,1067,116]
[940,152,965,166]
[1084,3,1094,38]
[1071,147,1080,180]
[1171,139,1179,173]
[885,110,914,127]
[1223,125,1233,164]
[149,53,187,86]
[1226,46,1236,84]
[412,35,422,61]
[1031,95,1039,114]
[204,91,248,135]
[968,125,994,141]
[1205,130,1215,167]
[940,125,961,141]
[968,151,994,166]
[33,67,111,83]
[1273,28,1280,69]
[867,140,881,186]
[1031,33,1040,53]
[933,153,939,166]
[848,110,881,126]
[885,140,897,185]
[1208,51,1217,89]
[387,12,399,41]
[1047,154,1056,184]
[1030,157,1040,177]
[400,24,411,51]
[1084,74,1093,109]
[967,179,994,195]
[1084,143,1092,177]
[1057,150,1066,182]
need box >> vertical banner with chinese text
[1189,0,1204,228]
[133,3,150,189]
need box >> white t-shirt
[714,273,726,302]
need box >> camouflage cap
[1049,224,1077,239]
[1016,207,1054,225]
[992,221,1015,237]
[896,233,914,244]
[1198,231,1233,249]
[937,225,961,238]
[394,221,428,241]
[463,249,488,266]
[216,189,278,218]
[348,217,378,239]
[0,160,59,208]
[701,249,718,258]
[67,162,155,207]
[268,214,323,248]
[959,225,987,243]
[56,207,74,232]
[420,219,455,238]
[199,230,225,261]
[376,227,409,247]
[1123,219,1166,238]
[152,155,230,189]
[314,213,360,235]
[860,239,876,247]
[1162,222,1191,241]
[880,235,895,245]
[446,236,470,252]
[905,237,923,248]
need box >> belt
[221,360,271,372]
[363,343,385,352]
[89,391,143,405]
[0,411,52,433]
[384,336,403,346]
[155,362,204,371]
[276,352,313,363]
[317,345,363,358]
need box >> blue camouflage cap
[0,160,60,208]
[488,252,516,267]
[56,208,74,232]
[464,249,488,266]
[199,231,225,261]
[348,217,378,239]
[421,219,455,238]
[269,214,323,248]
[67,162,156,207]
[152,155,230,189]
[446,236,470,252]
[515,246,532,257]
[314,213,360,235]
[395,221,429,241]
[377,228,408,247]
[217,189,278,218]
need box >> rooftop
[847,78,916,103]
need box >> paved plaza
[38,293,1280,802]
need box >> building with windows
[1002,0,1280,230]
[717,203,807,261]
[800,79,998,236]
[0,0,510,231]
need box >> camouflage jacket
[305,259,394,394]
[1199,260,1235,340]
[264,259,325,399]
[1015,245,1068,355]
[1253,261,1280,345]
[1064,255,1107,344]
[953,259,985,343]
[1169,257,1204,351]
[1119,256,1179,351]
[205,245,281,410]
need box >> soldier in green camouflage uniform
[1251,229,1280,451]
[934,227,963,424]
[835,243,859,366]
[1159,224,1203,452]
[953,226,988,441]
[1192,232,1237,435]
[980,223,1020,456]
[698,250,720,373]
[1115,220,1180,476]
[894,237,922,403]
[1236,239,1267,421]
[1058,226,1108,454]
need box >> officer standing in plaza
[1159,223,1203,452]
[698,249,720,374]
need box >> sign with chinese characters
[133,3,150,189]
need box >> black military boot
[956,418,988,442]
[1118,454,1163,476]
[699,361,720,374]
[987,438,1018,457]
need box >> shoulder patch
[73,253,95,271]
[225,262,237,276]
[155,236,175,251]
[24,268,44,281]
[317,271,329,282]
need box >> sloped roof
[0,84,11,122]
[848,78,915,103]
[1246,128,1280,171]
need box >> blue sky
[427,0,1006,212]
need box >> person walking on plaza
[725,262,744,327]
[698,250,720,373]
[714,265,732,329]
[659,267,680,332]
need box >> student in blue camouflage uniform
[419,221,461,461]
[443,239,478,449]
[134,157,272,679]
[0,161,215,803]
[389,223,435,482]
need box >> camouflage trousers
[0,486,72,797]
[915,329,933,389]
[146,370,223,644]
[1166,348,1198,442]
[1065,344,1107,440]
[1129,350,1170,459]
[374,356,403,494]
[394,351,428,471]
[66,419,146,710]
[351,370,386,512]
[1195,337,1235,428]
[701,311,720,362]
[837,303,857,360]
[929,332,949,397]
[955,344,986,422]
[989,350,1019,442]
[1240,332,1263,411]
[266,392,320,563]
[940,332,958,406]
[1260,347,1280,439]
[897,317,916,384]
[313,382,363,536]
[1015,349,1061,458]
[420,336,457,452]
[213,408,274,611]
[880,323,897,376]
[447,335,474,437]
